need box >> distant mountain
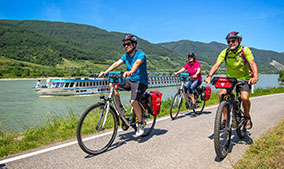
[0,19,283,78]
[0,19,185,78]
[159,40,284,74]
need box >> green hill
[0,19,185,78]
[159,40,284,74]
[0,19,283,78]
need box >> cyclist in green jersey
[205,31,259,129]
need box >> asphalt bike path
[1,93,284,169]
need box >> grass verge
[234,118,284,168]
[0,87,284,159]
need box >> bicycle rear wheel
[193,93,206,114]
[142,111,157,137]
[170,92,183,120]
[77,103,118,155]
[213,101,232,159]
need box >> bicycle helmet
[122,34,137,43]
[225,31,242,40]
[187,52,196,62]
[187,52,196,57]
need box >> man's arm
[204,61,222,84]
[98,60,124,77]
[248,59,259,84]
[123,59,143,77]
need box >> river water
[0,74,282,133]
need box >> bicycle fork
[96,100,111,131]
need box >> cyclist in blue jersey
[99,34,148,136]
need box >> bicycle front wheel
[77,103,118,155]
[193,94,206,114]
[170,92,183,120]
[236,110,247,139]
[213,101,232,159]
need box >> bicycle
[170,73,206,120]
[76,72,157,155]
[211,76,247,159]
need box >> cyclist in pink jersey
[174,52,202,108]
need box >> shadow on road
[84,128,168,158]
[109,128,168,152]
[0,164,7,169]
[172,110,212,120]
[209,130,253,162]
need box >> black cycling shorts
[117,78,147,101]
[236,80,251,93]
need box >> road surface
[1,93,284,169]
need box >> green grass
[234,118,284,169]
[0,112,79,158]
[0,87,284,159]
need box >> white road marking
[1,93,283,164]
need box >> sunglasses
[227,39,236,44]
[123,42,132,47]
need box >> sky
[1,0,284,53]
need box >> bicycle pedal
[96,126,105,131]
[121,124,129,131]
[143,114,150,118]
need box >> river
[0,74,282,133]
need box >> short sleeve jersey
[120,50,148,87]
[183,61,202,82]
[217,46,254,80]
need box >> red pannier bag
[144,90,162,116]
[204,86,211,101]
[201,86,211,101]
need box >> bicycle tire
[131,108,157,137]
[193,93,206,114]
[142,112,157,137]
[213,101,232,159]
[170,92,183,120]
[236,110,246,139]
[77,103,118,155]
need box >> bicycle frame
[96,78,147,130]
[177,75,199,105]
[220,80,248,127]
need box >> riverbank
[0,87,284,159]
[0,78,45,81]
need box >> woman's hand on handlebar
[98,72,107,78]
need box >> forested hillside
[159,40,284,74]
[0,19,283,78]
[0,20,185,78]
